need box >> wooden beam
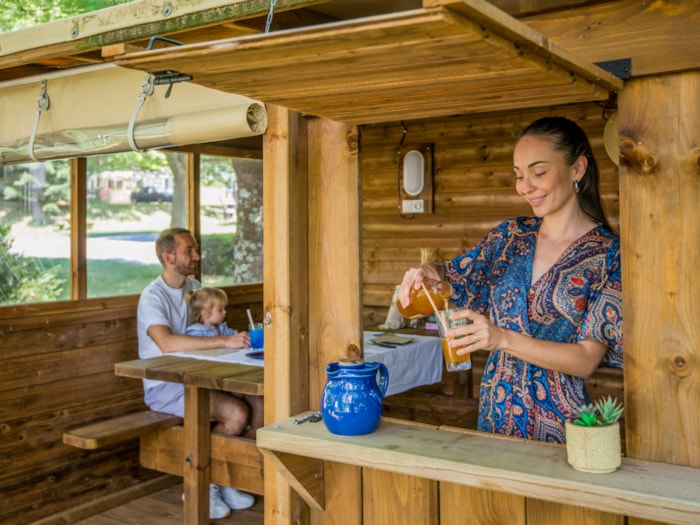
[519,0,700,77]
[262,105,311,525]
[139,426,264,495]
[69,158,87,300]
[618,72,700,467]
[183,385,210,524]
[259,449,324,511]
[0,0,325,72]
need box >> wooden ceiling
[0,0,416,84]
[113,3,622,124]
[0,0,622,129]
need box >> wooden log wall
[0,285,262,525]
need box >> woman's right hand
[398,264,441,308]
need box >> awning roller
[0,64,267,165]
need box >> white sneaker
[209,484,232,519]
[219,485,255,510]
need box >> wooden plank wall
[0,285,262,524]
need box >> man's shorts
[144,382,185,417]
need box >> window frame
[0,141,261,309]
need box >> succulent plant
[572,396,624,427]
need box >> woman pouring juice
[397,117,623,444]
[397,279,472,373]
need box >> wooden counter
[257,417,700,525]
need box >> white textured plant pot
[565,421,621,473]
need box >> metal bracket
[152,70,194,98]
[146,36,193,98]
[594,58,631,80]
[126,71,193,151]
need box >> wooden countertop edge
[257,417,700,525]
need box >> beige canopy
[0,64,267,165]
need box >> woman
[398,116,623,443]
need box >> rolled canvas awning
[0,64,267,165]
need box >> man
[137,227,262,519]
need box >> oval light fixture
[403,149,425,196]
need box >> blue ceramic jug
[321,361,389,436]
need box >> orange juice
[396,280,452,319]
[441,337,472,372]
[436,307,473,372]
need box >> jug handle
[376,362,389,399]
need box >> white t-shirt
[137,275,201,390]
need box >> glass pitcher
[396,279,452,319]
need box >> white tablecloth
[170,348,265,367]
[364,332,442,397]
[169,332,443,397]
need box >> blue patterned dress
[446,217,623,443]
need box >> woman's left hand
[446,309,502,355]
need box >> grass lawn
[40,258,162,300]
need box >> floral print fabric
[446,217,623,442]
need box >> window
[85,150,184,298]
[199,154,263,286]
[0,160,70,305]
[0,148,261,306]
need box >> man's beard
[175,261,198,276]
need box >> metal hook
[28,80,50,162]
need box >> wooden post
[183,385,210,524]
[618,72,700,468]
[263,105,311,525]
[306,117,363,525]
[307,117,362,405]
[69,157,87,300]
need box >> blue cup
[249,323,264,350]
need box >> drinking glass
[435,308,472,372]
[249,322,264,350]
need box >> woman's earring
[574,180,580,193]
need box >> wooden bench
[63,410,183,449]
[63,410,264,495]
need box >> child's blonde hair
[187,287,228,324]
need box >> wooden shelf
[114,0,623,125]
[258,417,700,525]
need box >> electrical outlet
[402,199,425,213]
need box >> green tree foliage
[0,223,64,304]
[0,0,130,32]
[1,161,70,225]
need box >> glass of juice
[435,308,472,372]
[396,279,452,319]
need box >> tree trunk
[231,158,263,283]
[164,151,187,228]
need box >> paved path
[10,230,160,265]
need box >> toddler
[186,287,242,338]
